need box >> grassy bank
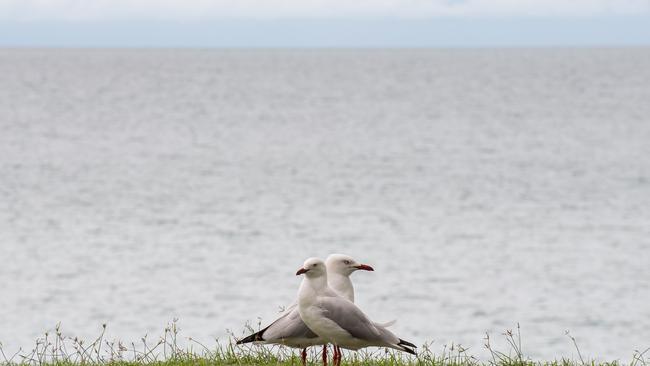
[1,322,647,366]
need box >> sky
[1,0,650,47]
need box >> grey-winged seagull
[295,257,415,365]
[237,254,374,365]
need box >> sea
[0,48,649,361]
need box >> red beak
[296,267,309,275]
[355,264,374,271]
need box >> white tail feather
[375,319,397,327]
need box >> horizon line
[2,17,649,48]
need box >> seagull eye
[343,260,351,265]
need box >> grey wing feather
[263,306,318,340]
[318,297,392,342]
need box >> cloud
[1,0,649,21]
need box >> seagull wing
[263,306,319,340]
[237,303,318,345]
[318,296,384,342]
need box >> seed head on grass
[0,324,647,366]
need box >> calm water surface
[1,49,649,360]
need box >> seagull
[296,257,416,366]
[237,254,374,365]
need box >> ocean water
[0,48,649,360]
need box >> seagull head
[325,253,374,276]
[296,257,327,278]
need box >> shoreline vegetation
[1,321,647,366]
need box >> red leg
[322,345,328,366]
[335,346,341,366]
[301,348,307,366]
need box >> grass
[0,321,647,366]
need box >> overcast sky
[1,0,649,47]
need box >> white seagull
[296,257,416,365]
[237,254,375,365]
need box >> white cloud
[1,0,649,21]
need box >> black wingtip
[400,345,417,355]
[398,338,417,349]
[236,330,265,345]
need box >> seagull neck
[298,273,329,306]
[329,273,354,302]
[310,273,327,290]
[309,272,329,291]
